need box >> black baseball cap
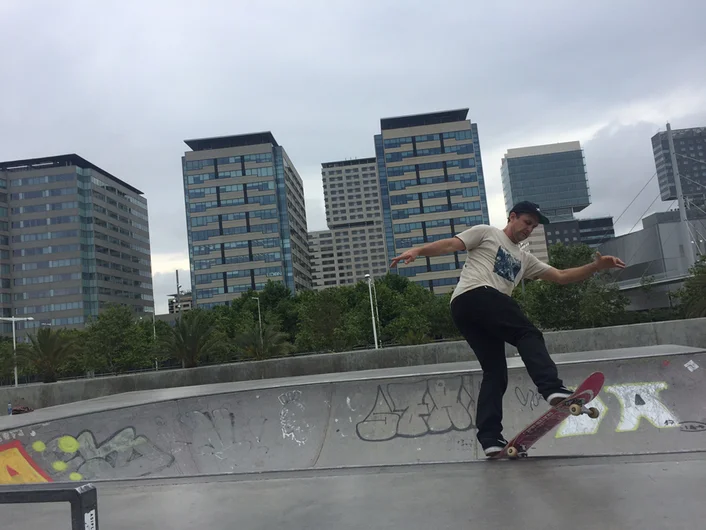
[510,201,550,224]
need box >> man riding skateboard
[389,201,626,456]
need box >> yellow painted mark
[32,441,47,452]
[69,472,83,481]
[52,461,68,472]
[57,436,80,454]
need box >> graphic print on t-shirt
[493,246,522,283]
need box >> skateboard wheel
[507,446,519,459]
[588,407,599,419]
[569,404,582,416]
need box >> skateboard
[491,371,604,460]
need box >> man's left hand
[595,252,626,271]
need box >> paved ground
[3,452,706,529]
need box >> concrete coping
[1,344,703,432]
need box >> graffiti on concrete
[356,375,475,442]
[514,387,541,411]
[0,440,52,484]
[177,408,270,473]
[679,421,706,433]
[0,427,173,484]
[556,382,680,438]
[278,390,311,446]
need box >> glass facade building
[652,126,706,210]
[545,216,615,250]
[374,109,490,294]
[501,141,590,222]
[182,133,311,309]
[0,154,153,336]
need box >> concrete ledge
[1,317,705,411]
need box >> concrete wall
[2,317,705,411]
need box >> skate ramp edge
[1,345,705,485]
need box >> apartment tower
[182,133,311,308]
[374,109,490,294]
[309,158,387,289]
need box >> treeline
[1,243,704,384]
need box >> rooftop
[321,157,376,168]
[184,132,279,151]
[504,141,582,159]
[380,108,469,131]
[0,154,143,195]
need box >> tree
[236,321,293,360]
[515,243,629,330]
[18,327,76,383]
[674,256,706,318]
[164,309,228,368]
[84,304,155,373]
[294,287,365,352]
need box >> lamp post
[364,274,379,350]
[0,316,35,387]
[252,296,263,353]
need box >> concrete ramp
[1,345,705,484]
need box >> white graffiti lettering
[356,376,474,442]
[606,382,679,432]
[556,382,679,438]
[279,390,311,446]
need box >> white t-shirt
[450,224,552,301]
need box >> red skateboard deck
[490,371,605,459]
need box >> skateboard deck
[491,371,605,460]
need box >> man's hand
[390,248,421,267]
[594,251,626,270]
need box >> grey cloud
[1,0,705,312]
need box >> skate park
[2,319,706,529]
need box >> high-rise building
[182,132,311,308]
[651,126,706,209]
[519,224,550,263]
[374,109,489,294]
[544,217,615,250]
[501,141,590,222]
[309,158,388,290]
[0,154,153,337]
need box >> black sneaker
[544,386,573,406]
[479,436,508,457]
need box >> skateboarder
[389,201,626,456]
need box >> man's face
[509,213,539,242]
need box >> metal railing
[0,482,99,529]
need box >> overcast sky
[2,0,706,313]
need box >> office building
[597,210,706,310]
[309,158,387,290]
[652,126,706,209]
[0,154,153,337]
[182,132,311,308]
[501,141,590,222]
[374,109,490,294]
[545,217,615,250]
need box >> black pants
[450,286,564,442]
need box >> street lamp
[364,274,379,350]
[252,296,263,352]
[0,316,35,387]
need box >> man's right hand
[390,248,421,267]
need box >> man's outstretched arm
[538,252,626,285]
[390,237,466,267]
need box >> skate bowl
[1,344,705,485]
